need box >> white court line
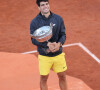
[21,50,37,54]
[21,43,79,54]
[62,43,79,47]
[78,43,100,63]
[21,43,100,63]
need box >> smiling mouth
[44,8,49,11]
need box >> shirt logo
[53,24,56,26]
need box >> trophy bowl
[30,23,53,42]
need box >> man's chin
[44,11,50,14]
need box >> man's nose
[44,4,48,8]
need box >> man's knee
[57,72,66,80]
[40,75,49,83]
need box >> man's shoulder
[52,13,63,20]
[53,13,61,17]
[31,14,41,23]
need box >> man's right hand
[47,42,56,52]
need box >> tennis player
[30,0,67,90]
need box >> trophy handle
[50,22,53,30]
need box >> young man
[30,0,67,90]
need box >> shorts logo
[63,66,66,69]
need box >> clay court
[0,0,100,90]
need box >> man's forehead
[40,1,49,5]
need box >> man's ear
[38,7,40,10]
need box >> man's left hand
[51,42,61,52]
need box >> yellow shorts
[38,52,67,75]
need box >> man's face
[38,1,50,14]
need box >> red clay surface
[0,52,92,90]
[0,0,100,90]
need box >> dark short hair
[36,0,49,6]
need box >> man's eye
[41,4,45,6]
[46,3,48,5]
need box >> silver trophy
[30,23,53,42]
[30,23,54,54]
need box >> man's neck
[41,12,50,18]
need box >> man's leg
[40,75,49,90]
[57,71,67,90]
[38,55,53,90]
